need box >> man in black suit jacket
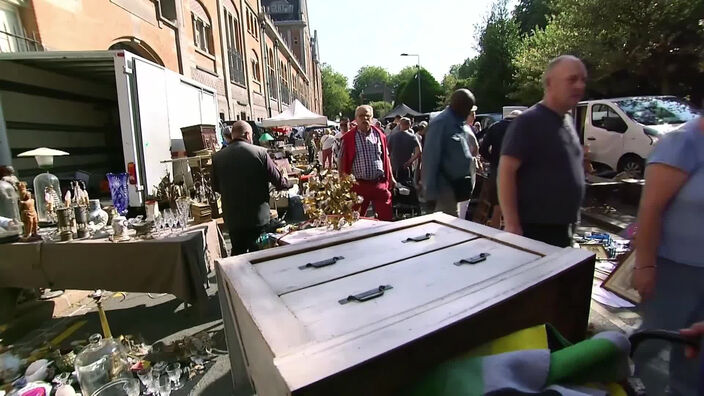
[212,121,290,255]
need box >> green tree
[513,0,553,35]
[397,68,444,112]
[442,58,479,104]
[368,101,393,120]
[512,0,704,104]
[321,64,353,119]
[351,66,391,104]
[391,66,419,103]
[471,0,521,112]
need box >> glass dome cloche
[17,147,68,225]
[74,334,131,396]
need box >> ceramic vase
[88,199,108,230]
[106,173,129,215]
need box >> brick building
[0,0,323,121]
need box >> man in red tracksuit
[339,105,396,221]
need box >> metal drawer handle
[338,285,393,305]
[402,233,434,243]
[454,253,490,266]
[299,256,344,270]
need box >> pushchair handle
[628,330,700,357]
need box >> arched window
[251,50,261,82]
[224,6,245,85]
[191,0,213,54]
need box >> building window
[251,50,261,84]
[225,8,245,85]
[246,7,258,40]
[267,48,277,99]
[191,0,213,54]
[158,0,177,23]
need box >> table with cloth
[0,221,225,315]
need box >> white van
[574,96,700,175]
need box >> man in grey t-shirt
[499,55,587,247]
[388,117,421,185]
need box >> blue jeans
[633,257,704,395]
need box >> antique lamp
[17,147,69,225]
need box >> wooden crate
[216,213,594,395]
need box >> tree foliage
[442,58,478,104]
[513,0,552,35]
[397,68,444,112]
[471,0,521,112]
[321,64,353,120]
[351,66,391,104]
[368,101,393,120]
[512,0,704,104]
[391,66,420,104]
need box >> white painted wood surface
[258,221,478,295]
[216,212,594,395]
[280,238,539,341]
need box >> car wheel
[619,156,644,177]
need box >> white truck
[574,96,699,175]
[0,50,218,208]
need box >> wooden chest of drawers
[216,213,594,395]
[180,124,217,155]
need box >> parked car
[476,113,502,131]
[502,106,528,119]
[574,96,700,176]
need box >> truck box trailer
[0,50,218,208]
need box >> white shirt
[320,134,336,150]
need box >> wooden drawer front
[280,238,540,341]
[255,222,478,295]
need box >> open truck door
[130,57,171,202]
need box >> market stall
[0,221,223,310]
[259,100,327,128]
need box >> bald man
[339,105,395,221]
[498,55,587,247]
[212,121,290,255]
[422,89,478,216]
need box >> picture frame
[579,243,609,260]
[602,249,641,304]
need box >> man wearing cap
[422,89,478,216]
[340,105,395,221]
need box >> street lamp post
[400,53,421,113]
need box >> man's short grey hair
[355,105,373,116]
[542,55,582,87]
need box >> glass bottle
[74,334,131,396]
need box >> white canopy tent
[259,99,328,128]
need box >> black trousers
[521,223,573,248]
[230,226,264,256]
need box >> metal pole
[416,55,422,113]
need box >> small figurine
[44,185,60,223]
[64,190,72,208]
[18,182,39,240]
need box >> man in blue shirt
[421,89,477,216]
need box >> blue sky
[307,0,518,87]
